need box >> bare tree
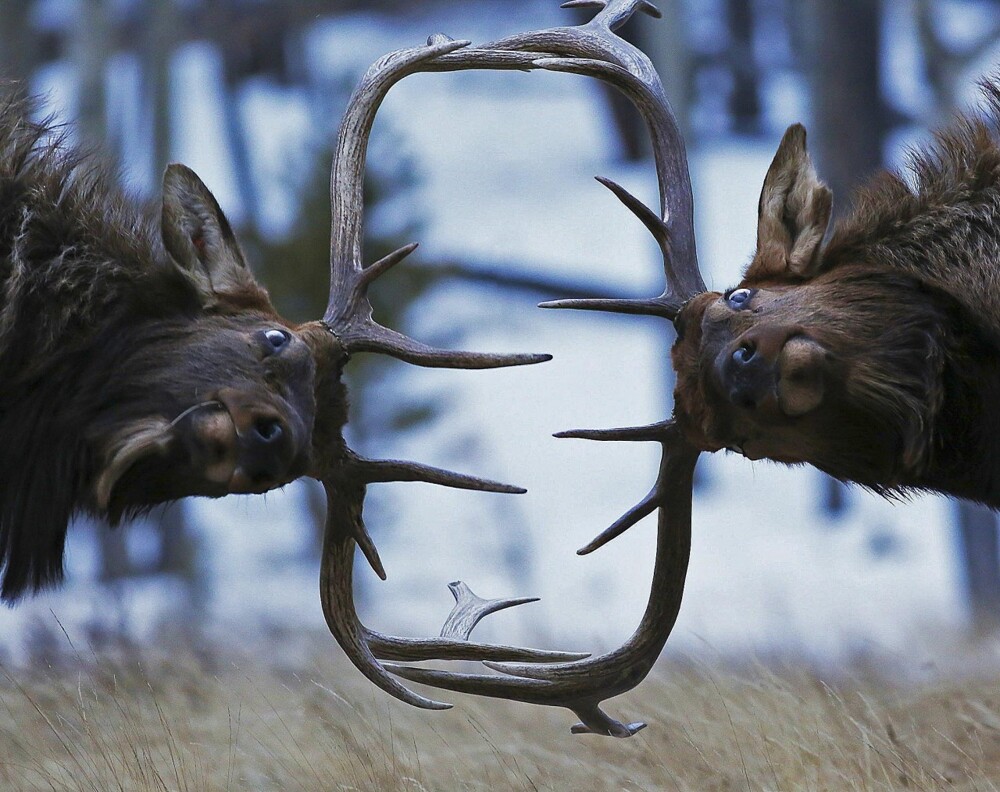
[0,1,35,86]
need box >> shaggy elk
[5,0,1000,738]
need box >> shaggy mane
[0,88,202,600]
[825,80,1000,259]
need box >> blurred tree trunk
[219,85,259,230]
[956,500,1000,634]
[796,0,886,516]
[157,502,196,578]
[98,528,132,582]
[913,0,1000,123]
[0,1,34,86]
[71,0,111,157]
[798,0,885,194]
[142,1,178,186]
[726,0,761,134]
[73,0,136,583]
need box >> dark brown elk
[0,11,578,725]
[671,113,1000,503]
[0,96,319,598]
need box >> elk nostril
[253,418,283,443]
[733,343,756,364]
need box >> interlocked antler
[315,0,707,735]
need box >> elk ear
[161,164,260,303]
[748,124,832,281]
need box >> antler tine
[536,54,703,317]
[555,419,673,442]
[538,296,674,317]
[319,480,590,704]
[346,450,527,494]
[344,322,552,369]
[556,419,674,553]
[562,0,663,23]
[577,485,659,555]
[386,424,700,737]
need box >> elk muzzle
[182,387,307,494]
[717,324,827,418]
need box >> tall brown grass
[1,625,999,791]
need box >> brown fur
[672,82,1000,506]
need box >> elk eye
[263,328,290,352]
[725,288,754,309]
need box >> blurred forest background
[0,0,999,664]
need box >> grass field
[1,627,999,791]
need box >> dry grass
[1,628,999,791]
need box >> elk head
[92,164,318,520]
[672,125,951,489]
[0,137,323,600]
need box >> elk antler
[310,34,586,711]
[312,0,707,734]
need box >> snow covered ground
[0,1,974,668]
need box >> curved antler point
[640,2,662,20]
[537,297,672,317]
[571,720,647,737]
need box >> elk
[5,0,998,740]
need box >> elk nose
[732,342,756,365]
[252,417,284,444]
[240,411,293,484]
[723,337,776,410]
[214,389,297,491]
